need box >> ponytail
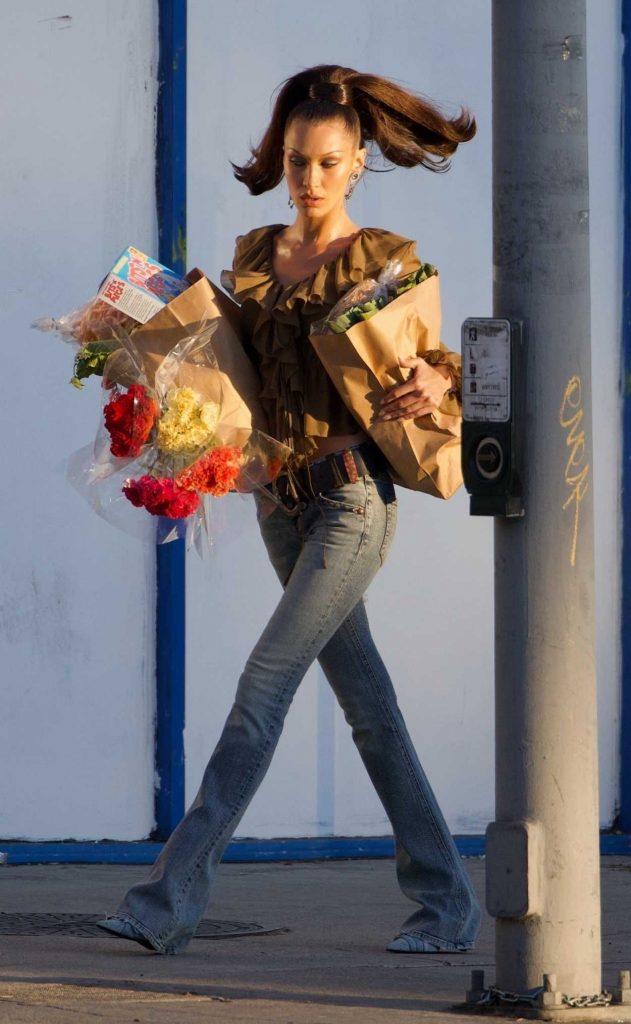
[232,64,476,195]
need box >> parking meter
[461,317,525,517]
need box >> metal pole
[490,0,600,997]
[619,0,631,834]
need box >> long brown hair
[232,64,476,195]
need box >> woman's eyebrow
[286,148,344,156]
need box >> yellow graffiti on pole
[559,375,590,567]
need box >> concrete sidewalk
[0,856,630,1023]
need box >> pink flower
[122,475,200,518]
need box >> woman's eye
[288,157,339,168]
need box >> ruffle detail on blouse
[222,225,421,452]
[223,224,418,310]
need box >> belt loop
[328,453,346,487]
[303,460,316,497]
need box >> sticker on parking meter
[462,319,511,422]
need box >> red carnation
[104,384,159,458]
[178,445,243,496]
[122,475,200,518]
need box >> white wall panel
[0,2,159,839]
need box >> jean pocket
[316,494,366,515]
[314,478,368,516]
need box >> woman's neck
[272,207,363,286]
[286,210,359,251]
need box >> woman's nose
[303,164,321,189]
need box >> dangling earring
[344,171,361,201]
[288,197,295,209]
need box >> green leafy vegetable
[70,340,122,389]
[322,263,438,334]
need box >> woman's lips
[300,195,324,206]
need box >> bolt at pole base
[462,965,631,1020]
[466,969,487,1003]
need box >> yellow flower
[156,386,220,454]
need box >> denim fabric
[106,471,481,954]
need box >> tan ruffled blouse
[221,224,423,455]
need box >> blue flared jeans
[107,470,481,953]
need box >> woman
[98,64,480,956]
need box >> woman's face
[283,117,366,219]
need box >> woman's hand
[377,356,452,421]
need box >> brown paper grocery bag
[310,273,462,498]
[129,269,267,434]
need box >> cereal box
[97,246,188,324]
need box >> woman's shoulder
[355,227,421,277]
[232,224,284,269]
[220,225,282,298]
[360,226,418,254]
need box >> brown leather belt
[268,442,390,507]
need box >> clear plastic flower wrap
[312,259,404,335]
[32,297,134,389]
[33,246,190,388]
[312,258,444,335]
[67,319,291,551]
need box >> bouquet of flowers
[38,249,290,547]
[84,325,287,543]
[310,260,463,499]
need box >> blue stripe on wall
[620,0,631,831]
[154,0,188,839]
[2,834,631,865]
[156,0,187,273]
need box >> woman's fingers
[381,374,433,408]
[378,357,449,419]
[379,397,434,417]
[382,390,428,411]
[378,395,436,420]
[380,377,418,405]
[380,383,435,418]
